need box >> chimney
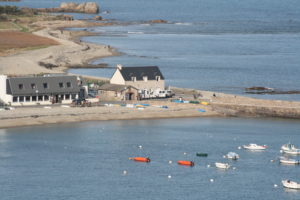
[116,64,123,70]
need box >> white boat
[284,149,300,155]
[280,157,300,165]
[243,143,267,150]
[225,152,239,160]
[282,180,300,189]
[215,162,230,169]
[281,143,299,151]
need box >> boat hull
[243,144,267,150]
[215,162,230,169]
[280,159,300,165]
[282,180,300,189]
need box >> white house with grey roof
[110,65,165,93]
[0,74,84,106]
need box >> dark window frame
[31,83,36,89]
[18,84,24,90]
[66,82,72,88]
[43,83,48,89]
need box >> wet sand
[0,101,219,129]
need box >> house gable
[110,69,125,85]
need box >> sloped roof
[119,66,164,81]
[99,83,138,92]
[7,75,81,96]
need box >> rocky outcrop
[36,2,99,14]
[93,15,102,21]
[60,2,99,13]
[148,19,168,24]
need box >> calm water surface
[1,1,300,198]
[1,118,300,200]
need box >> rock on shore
[60,2,99,13]
[37,2,99,14]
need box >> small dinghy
[215,162,230,169]
[243,143,267,150]
[280,157,300,165]
[225,152,239,160]
[196,153,208,157]
[282,180,300,190]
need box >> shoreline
[1,18,300,129]
[0,20,119,76]
[1,88,300,129]
[0,100,221,129]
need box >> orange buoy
[177,160,194,166]
[129,157,151,163]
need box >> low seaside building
[110,65,166,99]
[98,83,139,101]
[0,74,86,106]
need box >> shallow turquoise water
[1,118,300,200]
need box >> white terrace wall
[0,75,12,105]
[125,79,165,91]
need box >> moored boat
[281,143,298,151]
[243,143,267,150]
[283,149,300,155]
[177,160,194,166]
[282,180,300,189]
[225,152,239,160]
[196,153,208,157]
[129,157,151,162]
[279,157,300,165]
[215,162,230,169]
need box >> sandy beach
[0,20,117,76]
[0,100,219,129]
[1,87,300,129]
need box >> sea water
[1,1,300,199]
[0,118,300,200]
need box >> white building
[110,65,165,97]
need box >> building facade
[98,83,139,101]
[110,65,165,92]
[0,74,84,106]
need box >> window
[18,84,24,90]
[19,96,24,102]
[65,94,70,100]
[32,96,37,101]
[38,96,43,101]
[31,83,36,89]
[44,95,49,101]
[25,96,31,102]
[13,96,18,102]
[156,76,160,81]
[143,76,148,82]
[43,83,48,89]
[59,82,64,88]
[71,94,76,99]
[67,82,72,88]
[131,77,136,82]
